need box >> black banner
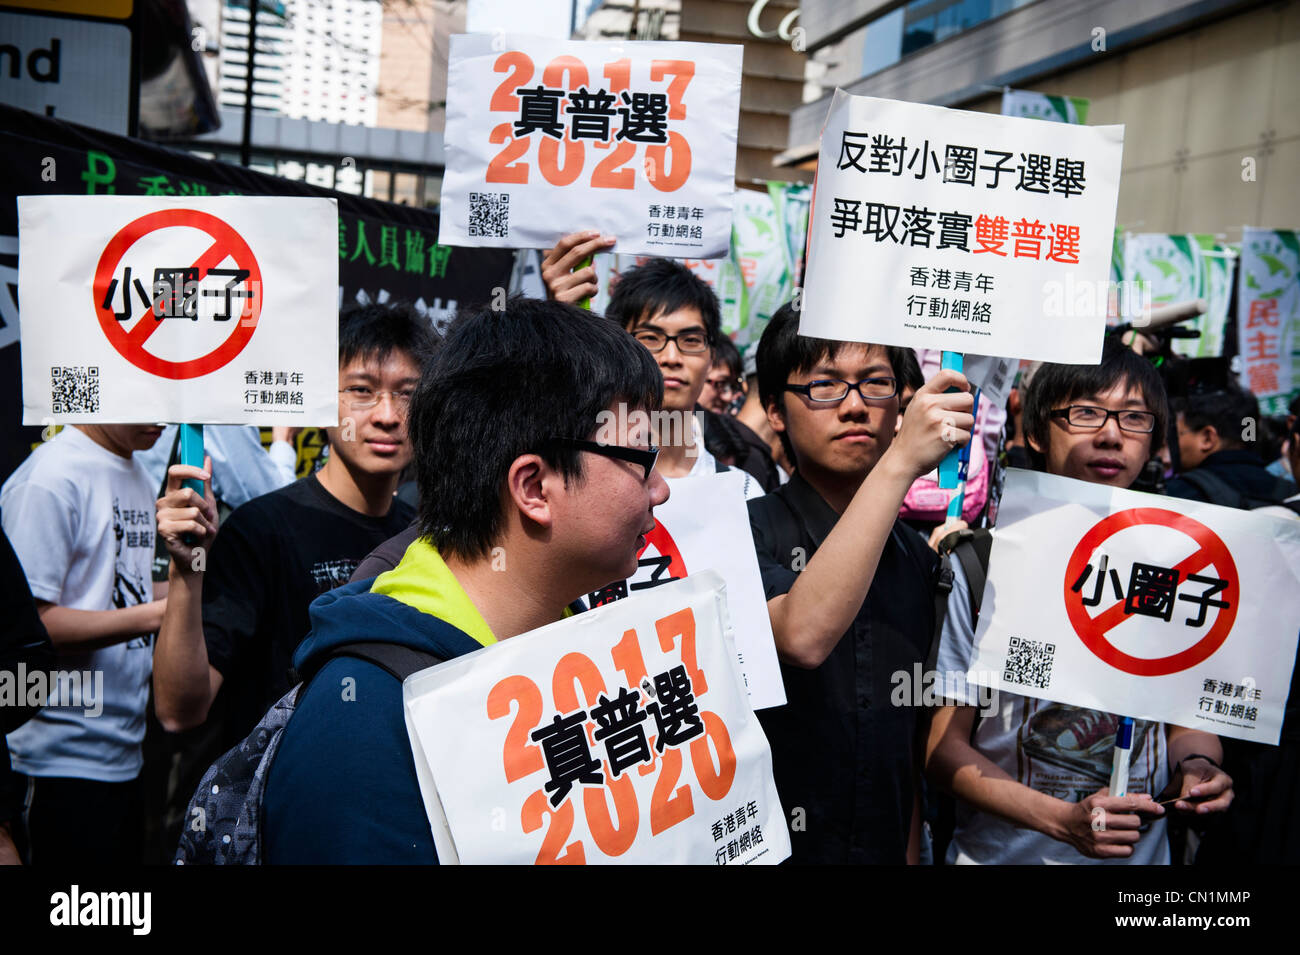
[0,102,513,482]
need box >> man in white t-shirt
[1,424,167,864]
[926,340,1234,863]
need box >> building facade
[783,0,1300,234]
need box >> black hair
[606,258,722,345]
[338,301,439,369]
[756,302,911,413]
[756,301,912,465]
[1022,337,1170,457]
[1176,385,1260,453]
[895,347,924,395]
[711,335,742,378]
[409,296,663,561]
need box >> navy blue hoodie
[262,570,485,864]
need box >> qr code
[467,191,509,237]
[51,366,99,414]
[1003,636,1055,689]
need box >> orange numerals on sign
[485,609,736,864]
[485,52,694,193]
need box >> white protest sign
[964,469,1300,744]
[439,34,741,258]
[18,196,339,426]
[404,571,790,865]
[585,468,785,710]
[800,90,1124,364]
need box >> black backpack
[929,527,994,671]
[174,641,443,865]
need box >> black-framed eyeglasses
[549,438,660,481]
[632,328,711,354]
[1050,405,1157,433]
[784,377,898,403]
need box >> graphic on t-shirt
[1022,704,1152,785]
[310,558,360,593]
[112,498,152,608]
[112,497,154,649]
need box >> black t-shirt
[748,473,938,865]
[202,474,415,743]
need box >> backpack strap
[294,642,445,702]
[931,529,994,737]
[928,554,955,674]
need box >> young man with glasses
[746,303,976,864]
[926,338,1233,863]
[700,336,744,416]
[152,303,436,748]
[542,234,766,492]
[258,296,668,862]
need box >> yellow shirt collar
[370,535,497,648]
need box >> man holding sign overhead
[747,303,974,864]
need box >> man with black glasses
[746,303,975,863]
[542,234,764,493]
[153,303,437,747]
[258,296,669,863]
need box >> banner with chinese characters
[404,571,790,865]
[1001,89,1090,125]
[1123,233,1236,359]
[585,468,785,710]
[439,34,742,258]
[962,470,1300,745]
[1237,228,1300,414]
[800,90,1124,364]
[18,196,339,426]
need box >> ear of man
[506,454,556,533]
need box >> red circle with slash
[1063,508,1239,676]
[92,209,263,380]
[637,522,687,577]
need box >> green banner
[1122,232,1236,359]
[1001,89,1090,125]
[1238,228,1300,414]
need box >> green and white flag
[1001,89,1090,125]
[1122,233,1236,359]
[1237,228,1300,414]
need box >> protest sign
[585,468,785,710]
[1123,232,1235,359]
[800,90,1124,364]
[404,571,790,865]
[963,469,1300,745]
[1001,89,1090,125]
[587,181,810,354]
[18,195,338,426]
[1237,227,1300,414]
[439,34,742,258]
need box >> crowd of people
[1,228,1296,866]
